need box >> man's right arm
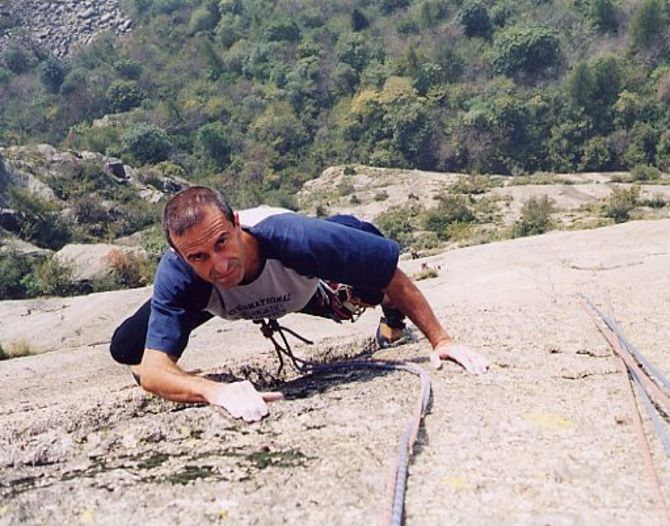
[138,349,283,422]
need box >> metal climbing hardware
[315,280,370,322]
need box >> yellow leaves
[351,77,417,114]
[350,89,378,113]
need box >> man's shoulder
[155,249,208,290]
[238,206,295,228]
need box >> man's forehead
[172,207,235,249]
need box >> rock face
[55,243,147,282]
[0,0,133,57]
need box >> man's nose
[212,253,232,273]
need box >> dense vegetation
[1,0,670,205]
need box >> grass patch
[1,339,39,359]
[507,173,574,186]
[412,265,439,281]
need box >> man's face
[171,205,247,288]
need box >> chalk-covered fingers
[432,342,490,375]
[209,380,282,422]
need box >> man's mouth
[212,267,237,284]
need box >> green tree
[189,2,221,34]
[113,58,142,80]
[624,122,660,167]
[492,26,560,76]
[566,62,594,109]
[413,63,443,96]
[458,0,493,39]
[580,136,613,170]
[630,0,668,51]
[2,44,33,74]
[351,9,370,32]
[589,0,618,32]
[38,57,68,93]
[336,33,380,73]
[380,0,411,14]
[106,80,144,113]
[121,123,172,164]
[195,122,232,170]
[263,17,301,42]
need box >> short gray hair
[162,186,234,249]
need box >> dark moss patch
[136,453,171,470]
[245,447,311,470]
[163,465,220,485]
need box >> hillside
[1,0,670,204]
[1,218,669,525]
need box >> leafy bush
[603,186,640,223]
[189,3,221,34]
[630,164,661,182]
[2,44,33,74]
[195,122,232,170]
[104,249,153,289]
[629,0,668,52]
[580,136,613,171]
[121,123,171,165]
[24,256,75,297]
[141,225,167,262]
[589,0,618,32]
[38,57,68,93]
[492,26,560,76]
[106,80,145,113]
[423,195,475,239]
[643,193,667,208]
[264,17,301,42]
[449,175,494,195]
[337,179,356,196]
[0,251,33,299]
[113,58,142,80]
[512,195,555,237]
[351,9,370,32]
[374,189,389,201]
[6,186,71,249]
[375,203,423,250]
[458,0,493,39]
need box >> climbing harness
[314,280,371,322]
[254,317,431,526]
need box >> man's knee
[109,325,144,365]
[109,300,151,366]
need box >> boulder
[0,208,21,233]
[0,235,52,258]
[54,243,147,283]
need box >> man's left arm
[383,268,490,374]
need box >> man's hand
[207,380,284,422]
[431,341,490,374]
